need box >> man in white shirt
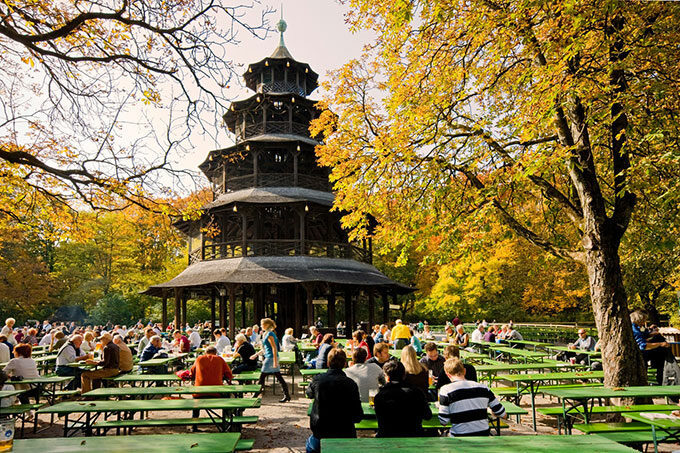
[55,334,91,390]
[471,324,485,342]
[39,330,54,346]
[250,325,261,345]
[187,328,202,350]
[344,348,385,402]
[214,329,232,354]
[137,327,154,358]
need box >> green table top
[490,346,548,357]
[0,389,25,399]
[321,435,635,452]
[307,400,526,417]
[232,371,261,381]
[9,432,241,452]
[506,339,553,347]
[476,362,577,372]
[84,384,261,398]
[110,374,181,382]
[545,345,601,356]
[502,370,605,383]
[278,351,295,365]
[626,411,680,430]
[300,368,328,376]
[37,397,261,414]
[9,376,72,385]
[543,385,680,400]
[138,353,188,366]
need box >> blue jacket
[140,343,162,361]
[632,323,647,351]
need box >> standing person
[190,345,233,431]
[231,334,258,374]
[401,345,429,393]
[374,361,432,438]
[344,348,385,402]
[112,335,134,373]
[3,344,40,404]
[81,333,120,394]
[213,329,232,354]
[254,318,291,402]
[1,318,16,345]
[305,349,363,453]
[438,358,506,436]
[391,319,411,350]
[55,334,92,390]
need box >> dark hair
[353,330,363,342]
[353,347,368,364]
[424,342,438,352]
[373,342,389,355]
[173,330,181,335]
[327,348,347,370]
[14,343,32,358]
[322,333,334,344]
[213,329,222,336]
[383,361,405,382]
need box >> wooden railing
[258,81,306,96]
[235,121,311,141]
[222,173,330,192]
[196,239,371,264]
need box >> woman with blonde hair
[252,318,291,402]
[81,331,96,352]
[281,327,298,352]
[400,345,428,393]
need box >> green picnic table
[543,385,680,432]
[138,353,189,372]
[84,384,261,399]
[8,432,242,452]
[299,343,317,352]
[476,362,585,384]
[232,371,262,383]
[0,389,25,400]
[107,373,181,386]
[506,339,554,351]
[544,345,601,364]
[37,397,261,436]
[502,370,605,431]
[489,346,548,363]
[10,376,73,404]
[626,411,680,453]
[321,434,636,452]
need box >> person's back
[438,358,505,436]
[344,348,385,402]
[306,349,363,453]
[117,342,133,372]
[0,341,9,363]
[374,361,431,438]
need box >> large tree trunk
[585,235,647,387]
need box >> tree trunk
[585,236,647,387]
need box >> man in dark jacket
[305,348,363,453]
[374,361,432,438]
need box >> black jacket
[436,363,477,391]
[374,381,432,437]
[306,368,363,439]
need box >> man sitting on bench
[82,333,120,394]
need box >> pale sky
[177,0,373,173]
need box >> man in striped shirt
[438,358,506,436]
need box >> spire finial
[277,5,287,47]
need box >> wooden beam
[241,290,247,330]
[381,289,389,324]
[181,294,188,329]
[173,288,182,330]
[344,288,352,339]
[219,289,226,331]
[210,288,216,331]
[368,288,375,330]
[304,283,314,328]
[161,293,168,330]
[229,285,236,338]
[328,289,336,331]
[294,284,301,337]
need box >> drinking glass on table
[368,389,377,407]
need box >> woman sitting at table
[231,334,258,374]
[313,334,335,369]
[348,330,371,360]
[401,345,429,393]
[3,343,40,404]
[80,331,96,353]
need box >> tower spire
[277,5,287,48]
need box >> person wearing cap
[81,333,120,393]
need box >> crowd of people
[0,311,674,450]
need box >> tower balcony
[257,81,306,96]
[221,173,330,193]
[189,240,371,265]
[235,120,311,142]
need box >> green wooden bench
[94,415,259,434]
[1,403,43,436]
[595,432,669,446]
[539,404,680,434]
[235,438,255,451]
[573,421,653,434]
[54,389,80,398]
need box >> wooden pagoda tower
[145,19,412,337]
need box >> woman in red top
[190,346,232,430]
[349,330,371,359]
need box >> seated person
[187,328,202,350]
[422,324,435,340]
[313,334,335,369]
[483,326,496,343]
[366,342,396,369]
[444,325,455,343]
[344,347,385,402]
[82,333,120,393]
[438,358,506,436]
[631,310,669,384]
[49,330,67,352]
[3,343,39,404]
[471,324,485,342]
[562,328,597,364]
[452,325,469,348]
[172,330,191,353]
[281,328,298,352]
[419,342,445,377]
[140,335,167,374]
[436,345,477,391]
[113,335,134,373]
[410,329,422,354]
[137,327,154,358]
[401,345,429,394]
[374,361,432,438]
[190,345,233,430]
[55,334,92,390]
[231,334,258,374]
[305,349,363,453]
[505,326,523,343]
[214,329,232,354]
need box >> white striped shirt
[438,379,505,436]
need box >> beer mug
[0,418,15,452]
[368,389,377,407]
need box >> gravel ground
[18,373,680,452]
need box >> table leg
[63,414,68,437]
[652,424,658,453]
[530,382,538,431]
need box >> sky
[176,0,374,172]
